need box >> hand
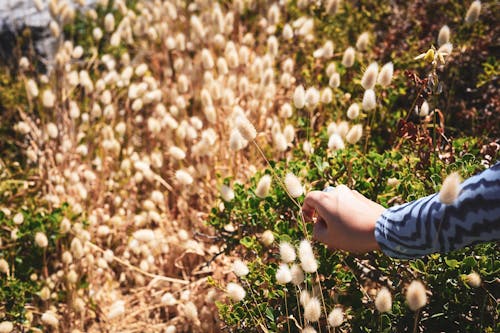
[302,185,385,253]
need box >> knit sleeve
[374,162,500,259]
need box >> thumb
[312,218,329,245]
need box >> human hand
[302,185,385,253]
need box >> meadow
[0,0,498,332]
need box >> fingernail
[323,186,335,192]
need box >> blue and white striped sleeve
[374,162,500,259]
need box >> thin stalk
[284,288,291,333]
[412,309,421,333]
[243,279,267,329]
[252,140,309,238]
[315,271,332,333]
[295,286,304,328]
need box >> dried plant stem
[295,286,304,328]
[412,309,421,333]
[251,140,309,238]
[87,242,188,285]
[284,288,291,333]
[243,280,267,328]
[315,271,332,333]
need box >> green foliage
[210,144,498,331]
[209,1,499,331]
[0,205,75,324]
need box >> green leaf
[445,258,460,269]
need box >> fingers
[302,190,334,222]
[312,217,328,245]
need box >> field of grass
[0,0,498,332]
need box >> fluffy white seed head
[0,321,13,333]
[378,62,394,87]
[321,87,333,104]
[293,85,306,109]
[300,290,311,307]
[346,124,363,144]
[260,230,274,246]
[169,146,186,160]
[235,116,257,141]
[282,24,294,40]
[285,173,303,198]
[276,264,292,284]
[361,62,379,90]
[256,174,272,198]
[104,13,115,32]
[356,32,370,51]
[35,232,48,248]
[328,133,345,151]
[406,280,427,311]
[280,242,297,263]
[41,311,59,327]
[13,212,24,224]
[0,259,9,275]
[302,326,317,333]
[273,132,288,152]
[108,300,125,319]
[133,229,155,242]
[347,103,360,119]
[161,292,177,306]
[375,287,392,312]
[465,1,481,24]
[328,72,340,89]
[42,89,56,108]
[232,259,249,277]
[326,62,336,77]
[342,47,355,67]
[327,307,344,327]
[221,185,235,202]
[175,170,193,185]
[439,172,461,204]
[438,25,450,46]
[201,49,214,69]
[229,129,247,151]
[290,264,305,285]
[303,297,321,322]
[299,240,317,272]
[227,282,246,302]
[26,79,39,98]
[466,271,481,288]
[362,89,376,111]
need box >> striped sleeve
[374,162,500,259]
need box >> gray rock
[0,0,96,70]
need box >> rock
[0,0,95,71]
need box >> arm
[302,162,500,258]
[375,162,500,259]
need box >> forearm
[374,162,500,259]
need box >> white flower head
[280,241,297,263]
[276,263,292,284]
[299,239,317,272]
[327,307,344,327]
[303,297,321,322]
[285,173,303,198]
[227,282,246,302]
[361,62,379,90]
[256,174,272,198]
[232,259,249,277]
[362,89,376,111]
[439,172,461,204]
[406,280,427,311]
[375,287,392,313]
[378,62,394,87]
